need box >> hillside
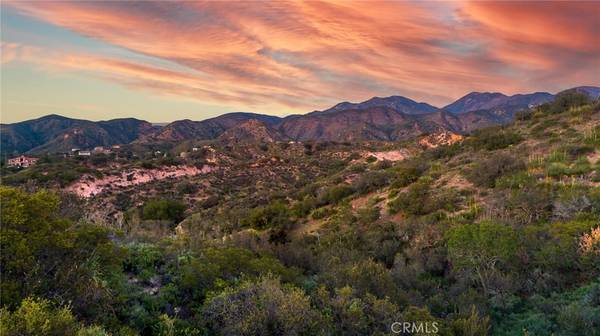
[143,112,282,142]
[443,91,554,115]
[217,119,287,144]
[0,114,156,155]
[278,107,461,141]
[3,0,600,334]
[2,88,599,335]
[315,95,440,115]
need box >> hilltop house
[93,146,111,154]
[7,155,39,168]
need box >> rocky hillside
[218,119,287,144]
[278,107,463,141]
[144,112,282,142]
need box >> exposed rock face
[418,131,464,148]
[66,165,214,198]
[362,149,411,161]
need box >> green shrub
[546,162,570,178]
[538,89,592,115]
[202,276,319,335]
[356,206,380,224]
[241,201,294,229]
[352,171,391,194]
[468,127,522,151]
[390,159,428,188]
[142,199,186,223]
[124,243,163,279]
[318,184,355,205]
[180,248,300,300]
[465,153,526,188]
[176,181,198,194]
[311,207,335,220]
[390,177,461,217]
[495,171,537,189]
[291,195,317,217]
[447,221,518,295]
[0,297,78,336]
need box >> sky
[1,1,599,124]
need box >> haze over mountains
[2,86,598,155]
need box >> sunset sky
[1,1,599,123]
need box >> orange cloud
[3,0,599,112]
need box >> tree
[0,187,123,321]
[538,89,591,115]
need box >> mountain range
[2,86,598,155]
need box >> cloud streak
[3,0,599,113]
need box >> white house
[7,155,39,168]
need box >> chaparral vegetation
[1,89,599,335]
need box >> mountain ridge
[2,86,598,154]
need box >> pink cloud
[4,0,599,111]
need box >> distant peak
[462,91,507,98]
[318,94,438,115]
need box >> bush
[241,201,294,229]
[447,221,518,295]
[388,177,458,216]
[356,206,380,224]
[142,199,186,223]
[468,127,523,151]
[317,184,355,205]
[311,207,336,220]
[390,159,428,188]
[352,171,391,194]
[202,276,320,335]
[176,181,198,194]
[180,248,300,300]
[465,153,526,188]
[0,297,78,336]
[538,90,592,115]
[495,171,537,189]
[0,187,123,315]
[124,243,163,279]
